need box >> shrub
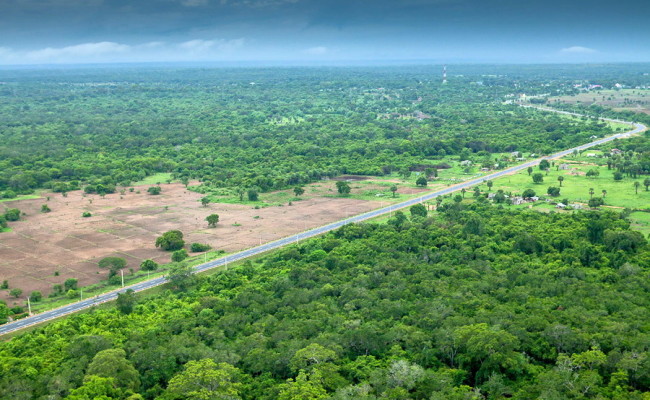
[155,230,185,251]
[171,249,189,262]
[98,257,127,271]
[82,212,92,217]
[66,289,78,299]
[41,204,51,213]
[10,288,23,298]
[5,208,21,221]
[148,186,161,195]
[30,291,42,302]
[140,259,159,271]
[247,189,259,201]
[190,243,211,252]
[64,278,78,291]
[522,188,536,198]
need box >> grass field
[0,194,42,203]
[629,211,650,237]
[131,172,174,186]
[547,88,650,115]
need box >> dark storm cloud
[1,0,649,64]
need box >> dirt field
[548,89,650,114]
[0,180,428,304]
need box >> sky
[0,0,649,65]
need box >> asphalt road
[1,107,646,336]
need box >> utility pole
[80,288,83,301]
[121,270,124,288]
[27,296,32,316]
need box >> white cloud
[178,38,244,54]
[0,38,246,64]
[561,46,597,54]
[305,46,327,55]
[181,0,209,6]
[26,42,130,62]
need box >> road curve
[1,107,646,336]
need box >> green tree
[461,188,466,198]
[98,257,127,270]
[539,159,550,170]
[278,370,328,400]
[10,288,22,298]
[190,243,212,252]
[247,189,259,201]
[156,230,185,251]
[390,185,397,198]
[64,278,78,291]
[557,176,564,187]
[206,214,220,227]
[614,171,623,181]
[588,197,605,208]
[410,203,427,218]
[201,196,210,207]
[293,186,305,196]
[167,263,197,291]
[172,249,189,262]
[487,180,493,190]
[116,289,136,315]
[140,259,158,271]
[547,186,560,197]
[589,187,595,198]
[67,376,124,400]
[167,359,242,400]
[634,181,640,194]
[527,166,533,176]
[30,291,42,302]
[415,176,427,187]
[644,178,650,191]
[147,186,161,195]
[85,348,140,391]
[336,181,351,195]
[532,173,544,184]
[522,189,536,198]
[4,208,21,221]
[586,169,600,178]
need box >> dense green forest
[1,204,649,399]
[0,66,619,196]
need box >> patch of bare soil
[0,182,383,303]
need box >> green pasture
[488,160,650,209]
[131,172,174,186]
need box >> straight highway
[0,107,646,336]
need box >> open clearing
[0,179,429,305]
[548,88,650,115]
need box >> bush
[547,186,561,197]
[190,243,212,252]
[155,230,185,251]
[2,190,16,199]
[0,215,7,229]
[52,284,63,295]
[5,208,21,221]
[82,212,92,218]
[522,188,536,198]
[172,249,189,262]
[41,204,51,213]
[66,289,78,299]
[588,197,605,208]
[147,186,161,195]
[98,257,127,271]
[613,171,623,181]
[247,189,259,201]
[140,259,159,271]
[10,288,23,298]
[64,278,78,291]
[30,291,42,302]
[1,280,7,289]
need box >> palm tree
[644,178,650,191]
[602,189,607,198]
[634,181,640,194]
[461,188,466,198]
[487,180,493,191]
[557,176,564,187]
[589,188,594,199]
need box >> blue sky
[1,0,649,64]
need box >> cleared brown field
[1,180,428,304]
